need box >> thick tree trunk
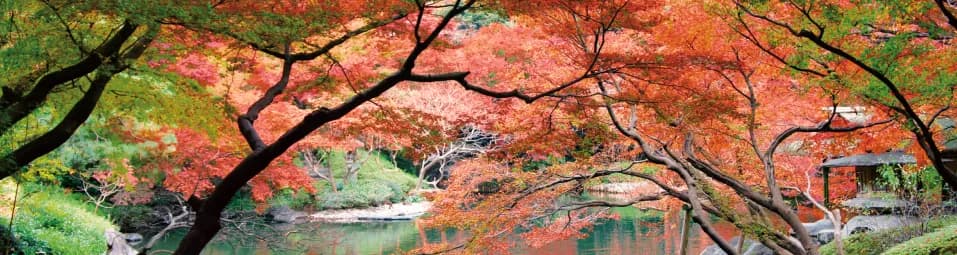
[171,3,474,253]
[174,69,433,255]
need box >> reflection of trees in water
[516,207,726,255]
[304,221,429,255]
[572,208,678,255]
[157,207,749,255]
[216,220,328,254]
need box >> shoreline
[308,201,432,223]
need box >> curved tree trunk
[172,3,476,253]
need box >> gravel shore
[309,201,431,223]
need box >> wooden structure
[819,151,916,206]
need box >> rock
[123,233,144,246]
[266,205,307,224]
[311,202,431,223]
[814,229,836,245]
[802,218,834,234]
[587,182,662,194]
[104,229,137,255]
[842,215,919,237]
[699,236,773,255]
[841,197,915,214]
[800,218,836,245]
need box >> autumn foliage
[13,0,957,254]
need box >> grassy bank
[230,149,422,212]
[0,179,116,255]
[0,149,423,254]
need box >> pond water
[154,206,733,255]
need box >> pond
[154,206,733,255]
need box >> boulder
[104,229,137,255]
[800,218,836,245]
[699,236,773,255]
[123,233,144,246]
[802,218,834,234]
[265,205,306,224]
[814,229,836,245]
[842,215,919,237]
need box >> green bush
[0,181,116,255]
[353,179,395,205]
[225,191,257,211]
[819,215,957,255]
[882,224,957,255]
[386,182,405,203]
[220,149,424,212]
[297,149,419,210]
[314,178,413,210]
[268,188,313,210]
[318,192,368,210]
[405,194,426,203]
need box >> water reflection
[156,205,731,255]
[522,207,715,255]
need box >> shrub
[882,224,957,255]
[386,182,405,203]
[314,178,413,210]
[405,194,426,203]
[268,188,313,210]
[819,215,957,255]
[300,149,419,210]
[318,192,368,210]
[225,191,257,211]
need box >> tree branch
[0,23,157,180]
[237,44,293,151]
[935,0,957,31]
[174,2,477,253]
[0,20,140,134]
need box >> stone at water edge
[124,233,144,246]
[104,229,137,255]
[699,236,773,255]
[266,205,307,224]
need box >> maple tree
[143,0,867,253]
[10,0,957,254]
[136,0,640,252]
[421,1,939,255]
[415,125,498,190]
[110,1,494,253]
[730,0,957,190]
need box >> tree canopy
[4,1,957,255]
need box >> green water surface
[154,207,714,255]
